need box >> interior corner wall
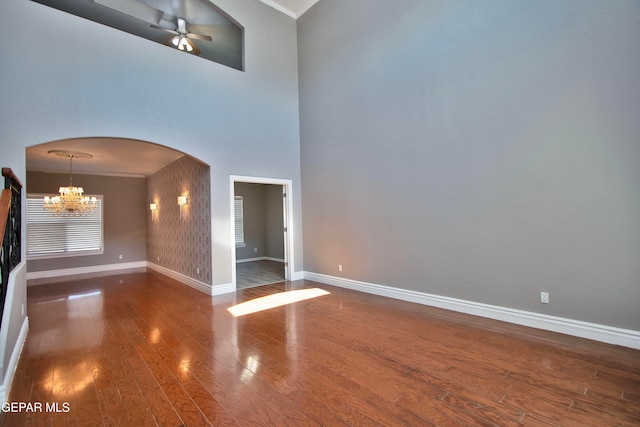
[26,171,147,272]
[147,156,212,284]
[298,0,640,330]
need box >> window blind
[234,196,245,246]
[26,194,104,258]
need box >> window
[26,194,104,259]
[234,196,245,247]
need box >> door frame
[230,175,294,289]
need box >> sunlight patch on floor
[227,288,330,317]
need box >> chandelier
[43,150,97,215]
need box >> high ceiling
[259,0,320,18]
[25,0,320,177]
[26,0,315,71]
[30,0,245,70]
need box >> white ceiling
[259,0,320,19]
[26,138,186,177]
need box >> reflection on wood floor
[5,272,640,426]
[236,259,285,289]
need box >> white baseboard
[146,263,212,295]
[27,261,147,282]
[303,272,640,350]
[236,257,263,264]
[236,256,285,264]
[25,261,217,297]
[290,271,305,281]
[211,271,303,296]
[212,283,236,296]
[0,316,29,406]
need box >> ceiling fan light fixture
[171,35,194,52]
[154,17,209,56]
[182,37,193,52]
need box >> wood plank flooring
[3,272,640,426]
[236,260,285,289]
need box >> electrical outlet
[254,247,258,253]
[118,254,123,260]
[540,291,550,304]
[196,268,200,275]
[338,264,343,272]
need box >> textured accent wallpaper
[147,155,212,285]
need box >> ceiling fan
[151,18,212,54]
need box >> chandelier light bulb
[43,151,97,215]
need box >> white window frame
[234,195,246,248]
[26,193,104,259]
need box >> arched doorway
[25,137,213,293]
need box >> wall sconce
[150,203,158,221]
[178,196,188,218]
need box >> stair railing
[1,168,21,328]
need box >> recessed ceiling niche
[30,0,244,70]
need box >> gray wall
[298,0,640,330]
[0,0,303,290]
[26,172,147,271]
[265,184,285,259]
[235,182,284,260]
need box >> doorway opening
[25,137,213,291]
[230,176,293,290]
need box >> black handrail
[1,168,21,327]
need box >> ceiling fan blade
[150,24,179,35]
[187,33,212,42]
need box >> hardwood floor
[236,260,285,289]
[4,272,640,426]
